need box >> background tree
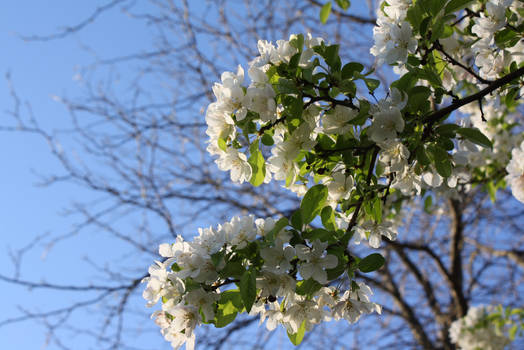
[1,1,523,349]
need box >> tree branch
[423,66,524,132]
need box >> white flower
[142,260,178,307]
[371,18,417,65]
[506,141,524,203]
[296,240,338,284]
[244,84,277,122]
[353,220,397,248]
[258,301,284,331]
[161,305,201,350]
[368,89,406,143]
[255,217,276,237]
[332,282,381,323]
[297,33,323,68]
[325,171,354,202]
[449,305,510,350]
[211,65,247,120]
[472,1,508,39]
[224,215,257,248]
[205,104,236,143]
[383,0,411,21]
[260,239,296,273]
[315,286,338,307]
[422,169,444,188]
[267,143,300,183]
[282,296,326,333]
[215,148,252,184]
[378,140,410,173]
[257,271,296,299]
[322,105,357,134]
[275,39,298,63]
[392,168,423,195]
[184,288,220,322]
[193,226,225,256]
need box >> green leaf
[431,17,445,41]
[339,80,357,95]
[359,253,385,273]
[406,2,425,31]
[372,198,382,223]
[364,78,380,92]
[335,0,350,10]
[436,123,460,138]
[321,206,337,231]
[456,127,493,149]
[291,210,304,230]
[391,71,418,91]
[416,146,431,166]
[424,195,433,213]
[265,217,288,242]
[300,184,328,224]
[295,278,323,296]
[287,320,306,345]
[324,44,341,70]
[320,2,332,24]
[326,245,347,280]
[214,289,243,328]
[219,258,245,279]
[341,62,364,79]
[261,133,274,146]
[211,251,224,267]
[408,86,431,113]
[277,77,299,94]
[248,141,266,187]
[289,34,304,51]
[419,16,432,36]
[303,228,336,243]
[218,138,227,152]
[429,145,452,178]
[486,181,497,203]
[239,269,257,313]
[495,28,520,48]
[445,0,475,15]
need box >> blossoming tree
[2,1,524,349]
[142,1,524,349]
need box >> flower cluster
[471,0,524,81]
[205,33,323,185]
[506,140,524,203]
[146,0,524,348]
[370,0,417,66]
[142,215,381,349]
[449,306,511,350]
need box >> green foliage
[295,278,323,297]
[287,320,307,345]
[248,140,266,186]
[358,253,385,273]
[320,2,332,24]
[300,184,328,224]
[239,269,257,313]
[321,206,337,231]
[444,0,475,14]
[213,290,244,327]
[456,127,493,149]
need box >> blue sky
[2,2,523,350]
[0,2,376,348]
[0,1,158,348]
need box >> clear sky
[0,1,160,348]
[0,2,297,349]
[3,2,522,350]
